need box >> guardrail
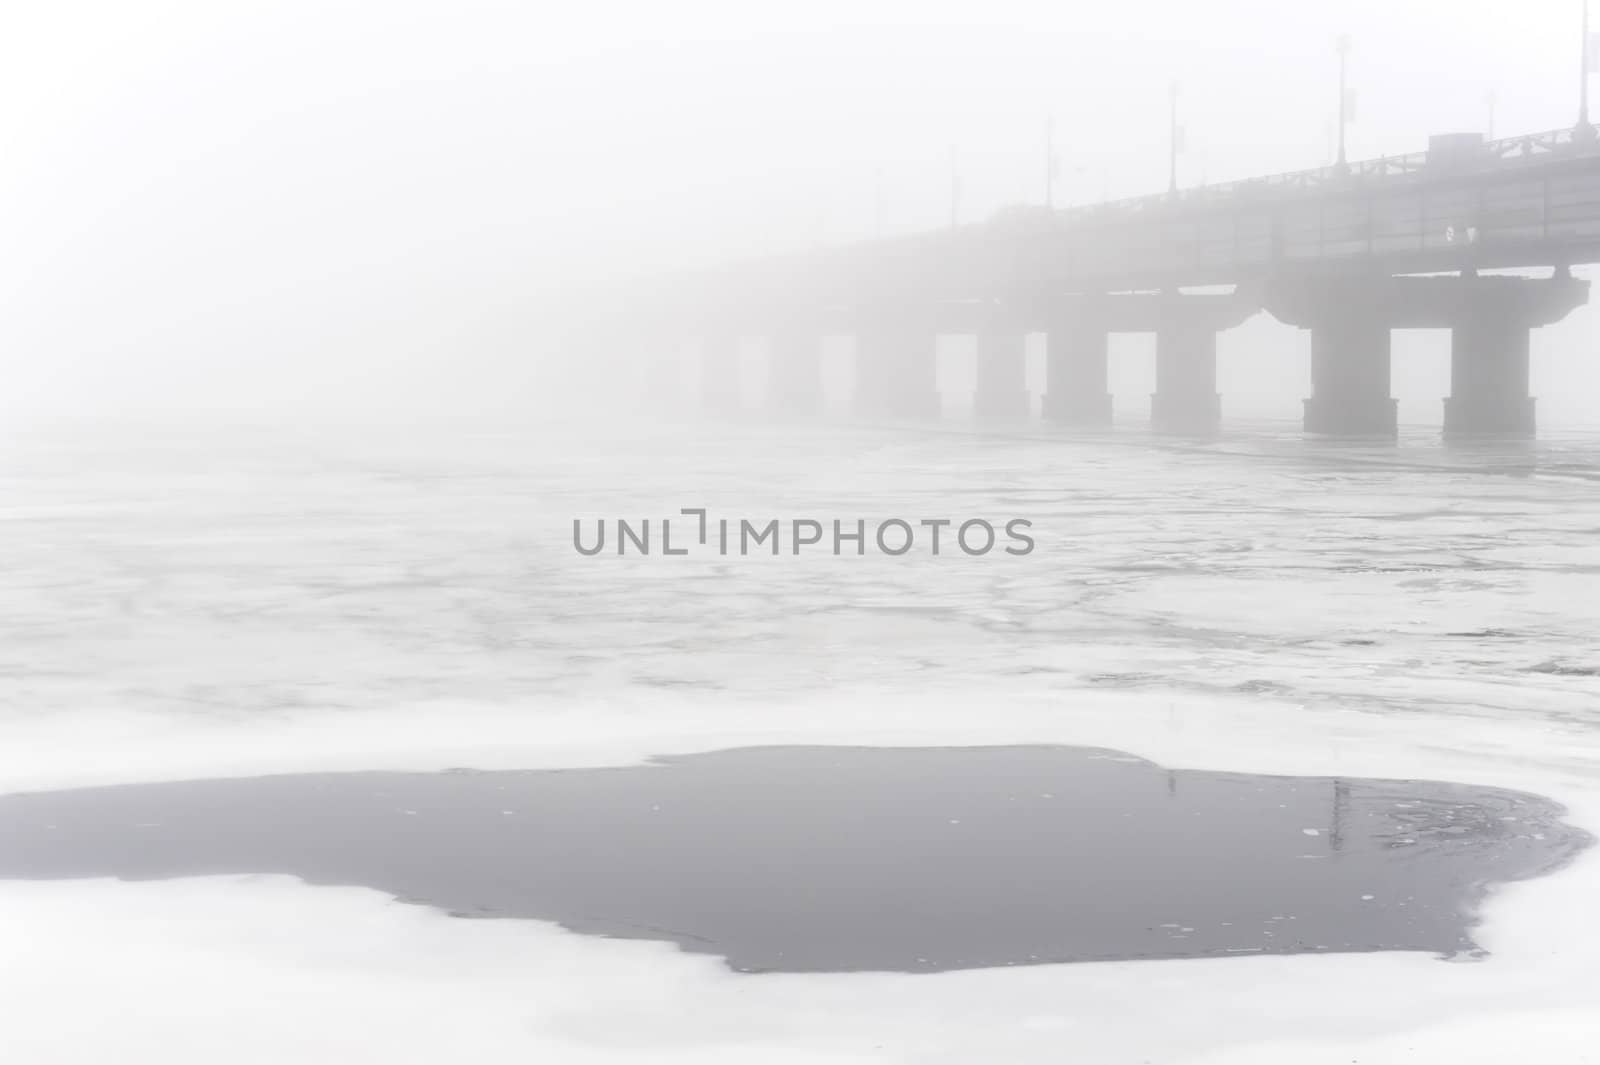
[1030,125,1600,227]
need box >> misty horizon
[3,2,1600,423]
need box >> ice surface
[2,418,1599,1062]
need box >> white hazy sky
[0,1,1596,422]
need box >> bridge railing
[1045,126,1600,227]
[684,126,1600,312]
[962,155,1600,292]
[1484,126,1596,160]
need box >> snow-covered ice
[2,417,1598,1063]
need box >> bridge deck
[669,127,1600,323]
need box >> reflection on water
[0,745,1588,973]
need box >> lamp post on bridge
[1336,34,1352,169]
[1046,117,1059,209]
[1580,0,1597,140]
[874,168,885,235]
[1168,81,1182,195]
[949,145,960,229]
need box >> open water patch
[0,745,1588,973]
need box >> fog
[8,8,1600,1059]
[1,0,1596,423]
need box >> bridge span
[635,126,1600,438]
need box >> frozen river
[1,416,1598,1063]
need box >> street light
[1045,117,1059,209]
[874,168,885,236]
[1581,0,1596,137]
[1336,34,1353,168]
[949,145,960,229]
[1168,82,1182,195]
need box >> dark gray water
[0,745,1588,973]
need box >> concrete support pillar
[854,323,940,420]
[1438,272,1589,438]
[1265,271,1587,441]
[700,334,742,414]
[643,354,682,412]
[973,330,1029,421]
[1152,305,1221,435]
[1305,315,1398,437]
[1445,313,1535,438]
[1042,315,1112,427]
[1265,272,1397,437]
[767,331,824,416]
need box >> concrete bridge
[635,126,1600,438]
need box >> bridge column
[1043,311,1112,427]
[1151,299,1221,435]
[973,330,1029,421]
[1305,319,1398,436]
[767,331,824,416]
[1269,272,1587,440]
[644,353,682,411]
[1441,273,1587,439]
[1444,311,1535,438]
[700,334,742,414]
[1303,284,1398,437]
[1264,273,1397,437]
[855,322,940,420]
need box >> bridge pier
[855,323,940,420]
[700,334,742,414]
[1042,313,1112,427]
[1305,317,1398,436]
[639,342,683,412]
[1445,313,1536,438]
[1267,271,1587,440]
[1438,275,1582,439]
[1298,278,1398,437]
[767,331,824,416]
[1151,297,1223,436]
[973,330,1029,421]
[1439,274,1587,439]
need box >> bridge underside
[681,271,1586,439]
[625,126,1600,440]
[855,320,940,420]
[1267,272,1586,438]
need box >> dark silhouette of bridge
[637,126,1600,438]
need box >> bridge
[625,124,1600,439]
